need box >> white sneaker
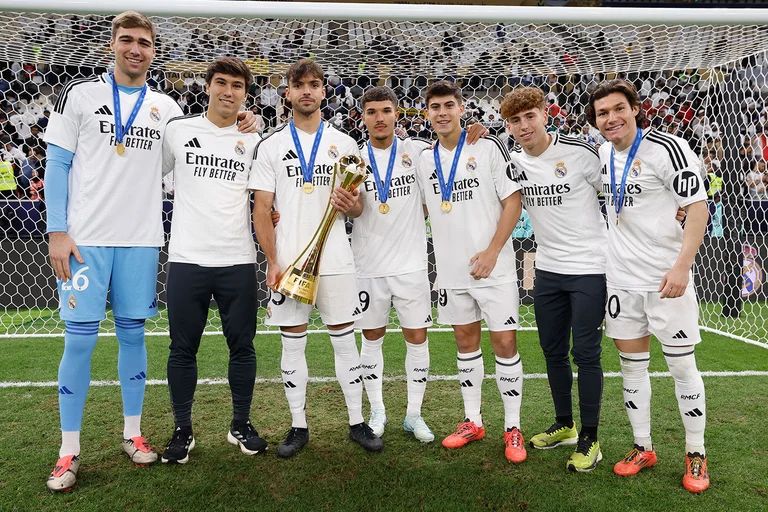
[403,414,435,443]
[368,409,387,437]
[122,436,158,465]
[46,454,79,492]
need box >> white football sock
[619,351,653,450]
[59,431,80,457]
[457,349,484,426]
[663,345,706,455]
[123,415,141,439]
[360,335,385,412]
[405,340,430,417]
[330,327,364,425]
[495,354,523,430]
[281,331,309,428]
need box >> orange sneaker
[46,454,80,492]
[442,419,485,449]
[503,427,527,464]
[682,452,710,493]
[613,444,658,476]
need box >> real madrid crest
[328,145,339,159]
[631,160,642,178]
[149,106,161,123]
[67,294,77,310]
[234,140,246,156]
[401,153,412,168]
[466,157,477,172]
[554,161,567,178]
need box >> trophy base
[278,266,318,305]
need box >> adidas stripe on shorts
[604,284,701,345]
[355,270,433,330]
[437,281,520,331]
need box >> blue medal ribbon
[289,120,325,186]
[110,72,147,148]
[367,137,397,205]
[610,128,643,223]
[433,130,467,203]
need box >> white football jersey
[162,113,260,266]
[43,73,182,246]
[352,137,429,278]
[598,128,707,291]
[249,121,360,276]
[416,135,522,289]
[510,133,607,275]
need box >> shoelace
[169,430,191,448]
[623,448,641,463]
[284,428,303,444]
[545,423,568,435]
[689,456,704,477]
[507,430,521,447]
[575,437,593,455]
[455,422,476,436]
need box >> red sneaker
[682,452,710,493]
[46,454,79,492]
[613,444,658,476]
[442,420,485,449]
[503,427,527,464]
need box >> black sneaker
[277,427,309,458]
[349,422,384,452]
[161,426,195,464]
[227,420,268,455]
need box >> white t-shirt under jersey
[510,132,607,275]
[44,73,182,246]
[416,135,522,289]
[249,121,360,276]
[352,137,429,278]
[162,113,260,266]
[598,128,707,291]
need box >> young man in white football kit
[251,59,382,457]
[588,79,710,493]
[43,12,258,491]
[416,81,527,463]
[160,57,267,464]
[500,87,606,472]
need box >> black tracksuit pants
[533,269,605,431]
[166,262,257,427]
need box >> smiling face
[426,94,464,139]
[362,99,397,143]
[110,26,155,83]
[285,73,325,117]
[206,73,247,121]
[506,107,548,151]
[592,91,640,150]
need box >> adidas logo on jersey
[94,105,113,116]
[672,330,688,339]
[282,149,298,161]
[503,316,516,326]
[184,137,202,148]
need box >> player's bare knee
[489,330,517,358]
[363,327,387,340]
[402,327,427,344]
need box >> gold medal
[303,182,314,194]
[440,201,452,213]
[116,143,125,156]
[379,203,390,214]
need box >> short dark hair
[205,57,253,89]
[586,79,645,128]
[286,58,324,86]
[425,80,462,105]
[361,86,398,109]
[111,11,156,42]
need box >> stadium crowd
[0,29,767,213]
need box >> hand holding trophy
[277,154,367,305]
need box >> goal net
[0,2,766,345]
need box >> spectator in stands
[28,168,43,201]
[753,123,768,162]
[746,160,768,199]
[410,117,431,140]
[259,82,279,128]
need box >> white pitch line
[1,370,767,389]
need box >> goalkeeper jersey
[43,73,182,246]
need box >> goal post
[0,0,766,347]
